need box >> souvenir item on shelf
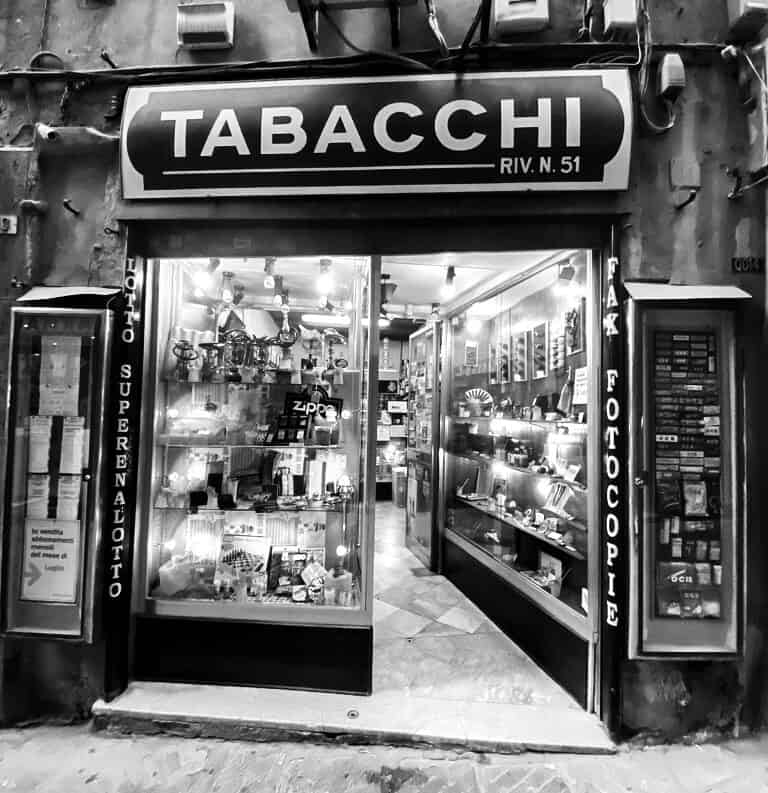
[199,341,226,383]
[172,339,198,382]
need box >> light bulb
[264,257,276,289]
[341,409,352,419]
[317,258,334,295]
[317,272,334,295]
[537,479,552,498]
[192,271,212,291]
[273,293,284,307]
[336,545,348,557]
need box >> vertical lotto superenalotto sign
[104,256,144,698]
[121,71,632,198]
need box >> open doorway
[372,249,598,712]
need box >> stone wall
[0,0,766,737]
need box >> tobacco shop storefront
[1,70,750,740]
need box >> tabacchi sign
[120,71,632,198]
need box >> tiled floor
[372,501,580,710]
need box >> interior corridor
[372,502,580,709]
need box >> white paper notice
[21,519,80,603]
[38,335,81,416]
[26,474,50,519]
[27,416,52,473]
[56,475,81,521]
[573,366,589,405]
[59,416,87,474]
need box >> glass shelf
[157,439,343,450]
[456,496,585,560]
[152,504,346,513]
[449,415,588,434]
[448,451,587,493]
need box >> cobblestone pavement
[0,724,766,792]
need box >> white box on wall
[177,2,235,50]
[604,0,637,36]
[493,0,549,35]
[728,0,768,42]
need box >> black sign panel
[121,71,632,198]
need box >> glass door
[405,324,439,568]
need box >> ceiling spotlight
[441,266,456,299]
[381,273,398,307]
[558,259,576,281]
[264,256,276,289]
[317,257,334,295]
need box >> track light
[264,256,276,289]
[272,275,286,306]
[317,257,334,296]
[441,266,456,299]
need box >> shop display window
[630,302,741,655]
[2,306,110,639]
[443,253,593,625]
[143,257,372,613]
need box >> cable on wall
[316,1,432,72]
[637,0,677,135]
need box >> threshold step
[92,682,615,755]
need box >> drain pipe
[18,199,48,283]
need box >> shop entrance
[113,218,612,738]
[371,250,598,712]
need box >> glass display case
[1,302,112,641]
[139,256,373,621]
[441,253,595,635]
[406,324,439,568]
[627,291,745,656]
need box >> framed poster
[532,322,548,379]
[499,311,510,384]
[488,316,498,384]
[512,331,528,382]
[565,297,586,355]
[464,340,479,368]
[549,318,566,373]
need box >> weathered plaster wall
[0,0,765,737]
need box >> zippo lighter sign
[121,71,632,198]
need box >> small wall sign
[731,257,764,273]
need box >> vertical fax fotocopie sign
[120,71,632,198]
